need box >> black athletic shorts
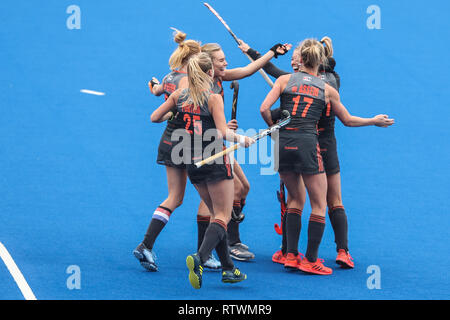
[277,128,324,175]
[318,128,340,175]
[156,122,186,170]
[187,154,233,185]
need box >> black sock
[198,220,227,264]
[227,201,242,245]
[328,206,349,252]
[305,214,326,262]
[281,210,288,254]
[143,206,172,250]
[215,232,235,271]
[240,198,246,212]
[286,208,302,255]
[197,215,210,250]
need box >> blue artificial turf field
[0,0,449,300]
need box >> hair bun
[174,31,187,44]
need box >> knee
[168,195,184,209]
[326,196,342,210]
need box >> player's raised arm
[260,75,289,126]
[327,84,394,128]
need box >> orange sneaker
[284,253,303,269]
[272,250,286,264]
[336,249,354,269]
[298,258,332,275]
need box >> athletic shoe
[284,252,303,269]
[235,242,250,251]
[272,249,286,264]
[203,253,221,270]
[133,243,158,272]
[298,257,332,275]
[222,267,247,283]
[229,243,255,261]
[336,249,354,269]
[186,254,203,289]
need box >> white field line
[0,242,37,300]
[80,89,105,96]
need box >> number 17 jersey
[280,72,326,133]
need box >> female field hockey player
[242,37,379,269]
[134,30,226,271]
[260,39,394,275]
[200,42,290,261]
[151,52,255,288]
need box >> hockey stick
[229,80,244,222]
[203,2,274,88]
[230,80,239,120]
[275,180,287,235]
[194,111,290,168]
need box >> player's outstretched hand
[270,43,292,58]
[373,114,395,127]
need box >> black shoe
[222,267,247,283]
[133,243,158,271]
[186,254,203,289]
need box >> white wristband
[239,135,246,146]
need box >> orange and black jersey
[211,78,225,101]
[162,70,187,100]
[155,70,187,168]
[177,89,233,183]
[176,89,221,161]
[318,58,341,132]
[280,72,326,132]
[159,70,187,134]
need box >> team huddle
[133,29,394,289]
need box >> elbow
[260,105,268,115]
[150,113,160,123]
[341,116,353,127]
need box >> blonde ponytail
[168,30,201,70]
[320,36,334,58]
[185,53,213,109]
[297,38,326,69]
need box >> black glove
[271,108,282,122]
[270,43,288,59]
[149,78,159,89]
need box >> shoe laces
[233,268,241,276]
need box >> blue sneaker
[133,243,157,272]
[203,254,221,270]
[222,267,247,283]
[186,253,203,289]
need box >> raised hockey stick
[203,2,274,88]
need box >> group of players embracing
[134,28,394,289]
